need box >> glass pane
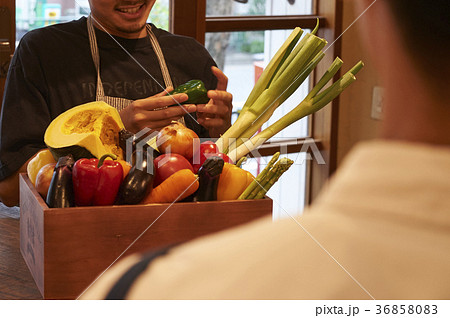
[206,0,313,17]
[205,29,310,139]
[16,0,169,45]
[242,152,307,219]
[148,0,170,30]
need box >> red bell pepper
[72,154,123,206]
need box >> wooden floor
[0,203,42,300]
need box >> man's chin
[116,22,147,37]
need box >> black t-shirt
[0,17,216,180]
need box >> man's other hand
[196,67,233,138]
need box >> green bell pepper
[169,79,210,105]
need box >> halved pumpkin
[44,101,125,161]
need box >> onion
[156,122,199,160]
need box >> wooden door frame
[170,0,207,44]
[307,0,343,203]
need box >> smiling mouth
[117,4,144,14]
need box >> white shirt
[82,140,450,299]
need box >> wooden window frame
[170,0,343,205]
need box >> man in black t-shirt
[0,0,233,206]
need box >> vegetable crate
[19,174,272,299]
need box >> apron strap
[146,24,174,89]
[87,15,106,100]
[104,246,174,300]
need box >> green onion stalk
[239,28,303,116]
[216,29,327,154]
[226,51,326,154]
[216,21,364,163]
[229,61,364,163]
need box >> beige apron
[87,15,185,125]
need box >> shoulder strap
[87,15,106,99]
[146,24,174,89]
[104,246,173,300]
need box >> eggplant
[193,156,224,202]
[116,149,155,205]
[46,154,75,208]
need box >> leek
[216,23,364,163]
[238,28,303,116]
[217,32,327,153]
[226,51,326,153]
[229,62,364,163]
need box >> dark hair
[385,0,450,92]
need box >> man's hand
[120,89,197,133]
[196,67,233,138]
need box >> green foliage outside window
[148,1,170,31]
[232,0,265,54]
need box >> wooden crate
[19,173,272,299]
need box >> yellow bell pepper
[26,148,57,185]
[217,163,254,201]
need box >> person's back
[81,0,450,299]
[80,140,450,300]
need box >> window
[15,0,170,45]
[206,0,313,16]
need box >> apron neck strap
[87,15,106,99]
[146,24,174,89]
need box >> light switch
[371,86,384,120]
